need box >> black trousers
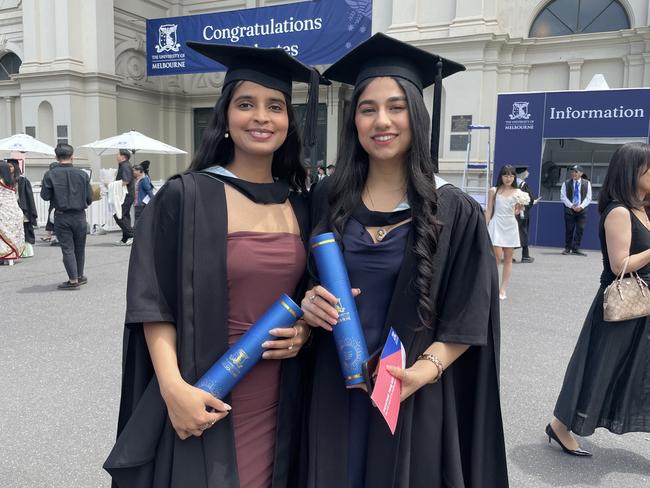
[53,210,87,281]
[517,216,530,257]
[564,207,587,250]
[134,205,144,225]
[45,202,55,232]
[23,222,35,245]
[113,195,134,242]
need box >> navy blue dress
[342,217,411,487]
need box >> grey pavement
[1,233,649,487]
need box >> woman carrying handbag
[546,142,650,456]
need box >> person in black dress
[515,165,536,263]
[300,33,508,488]
[104,43,326,488]
[547,142,650,456]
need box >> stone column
[391,0,418,31]
[624,54,645,87]
[450,0,498,35]
[567,59,584,90]
[326,85,341,166]
[4,97,14,134]
[643,53,650,87]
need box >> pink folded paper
[370,327,405,434]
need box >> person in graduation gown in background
[300,33,509,488]
[515,165,536,263]
[104,43,327,488]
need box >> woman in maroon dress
[105,43,325,488]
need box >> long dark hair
[326,77,441,330]
[189,81,307,193]
[0,161,15,187]
[598,142,650,213]
[495,164,517,190]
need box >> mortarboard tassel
[430,59,443,173]
[302,68,322,147]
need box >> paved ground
[0,232,648,487]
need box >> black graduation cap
[323,33,465,171]
[186,41,329,146]
[515,166,529,174]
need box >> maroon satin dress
[226,231,305,488]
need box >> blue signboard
[494,88,650,249]
[494,92,546,189]
[544,89,650,139]
[146,0,372,76]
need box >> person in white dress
[486,164,523,300]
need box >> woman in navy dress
[300,33,508,488]
[547,142,650,456]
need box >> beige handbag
[603,257,650,322]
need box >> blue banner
[494,88,650,250]
[146,0,372,76]
[494,92,546,189]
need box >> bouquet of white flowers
[512,189,531,217]
[512,189,531,206]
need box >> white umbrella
[80,130,187,156]
[0,133,55,155]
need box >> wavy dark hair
[189,81,307,193]
[0,161,15,187]
[598,142,650,213]
[495,164,518,190]
[325,77,441,330]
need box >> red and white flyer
[370,327,405,434]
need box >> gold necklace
[365,186,407,242]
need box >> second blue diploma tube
[311,232,369,387]
[195,293,303,399]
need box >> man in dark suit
[515,166,536,263]
[560,164,592,256]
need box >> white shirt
[560,178,592,209]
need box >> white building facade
[0,0,648,183]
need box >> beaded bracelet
[416,353,444,383]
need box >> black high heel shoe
[545,423,592,457]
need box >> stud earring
[224,131,229,138]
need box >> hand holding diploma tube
[194,294,303,399]
[307,233,370,388]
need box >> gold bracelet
[416,353,444,383]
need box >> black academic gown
[516,179,535,249]
[17,176,37,244]
[104,172,310,488]
[304,179,508,488]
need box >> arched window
[530,0,630,38]
[0,52,21,80]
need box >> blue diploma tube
[195,293,303,399]
[310,232,369,387]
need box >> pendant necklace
[365,186,407,242]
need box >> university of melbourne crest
[156,24,181,53]
[509,101,531,120]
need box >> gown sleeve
[434,189,496,346]
[124,177,182,327]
